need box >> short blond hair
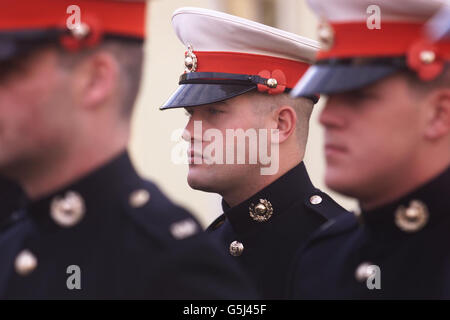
[249,91,314,149]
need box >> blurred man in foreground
[0,0,255,299]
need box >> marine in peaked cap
[0,0,256,299]
[161,7,350,299]
[289,0,450,299]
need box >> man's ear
[72,51,119,110]
[274,105,297,144]
[424,88,450,140]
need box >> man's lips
[187,149,204,163]
[188,149,203,157]
[324,143,348,157]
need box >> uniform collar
[361,165,450,236]
[25,150,138,230]
[220,162,317,235]
[0,179,26,222]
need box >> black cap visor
[0,28,144,62]
[160,83,257,110]
[161,71,318,110]
[291,64,401,97]
[0,29,62,62]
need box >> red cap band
[192,51,310,89]
[0,0,146,39]
[317,22,450,60]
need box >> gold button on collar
[184,44,198,73]
[395,200,429,233]
[249,199,273,222]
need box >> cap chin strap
[179,72,319,104]
[316,56,408,67]
[179,71,283,88]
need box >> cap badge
[395,200,429,233]
[249,199,273,222]
[318,21,334,51]
[184,45,198,73]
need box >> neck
[223,149,302,207]
[360,153,450,211]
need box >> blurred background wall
[129,0,358,227]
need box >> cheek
[344,109,421,184]
[0,85,46,138]
[0,73,70,148]
[377,107,420,156]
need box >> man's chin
[325,169,358,198]
[186,179,217,193]
[187,168,219,193]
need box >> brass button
[310,195,323,205]
[419,50,436,64]
[50,191,85,228]
[229,241,244,257]
[170,218,199,240]
[266,78,278,88]
[249,199,273,222]
[71,22,90,39]
[355,262,376,283]
[15,249,38,276]
[317,21,334,51]
[129,189,150,208]
[395,200,429,232]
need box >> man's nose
[319,97,348,129]
[182,117,204,142]
[182,118,193,142]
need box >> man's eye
[350,91,378,102]
[208,108,223,115]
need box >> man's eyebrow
[211,101,228,107]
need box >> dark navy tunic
[207,162,350,299]
[288,166,450,299]
[0,151,257,299]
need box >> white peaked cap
[161,7,320,110]
[172,6,319,63]
[291,0,450,97]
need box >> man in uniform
[161,7,350,299]
[289,0,450,298]
[0,0,256,299]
